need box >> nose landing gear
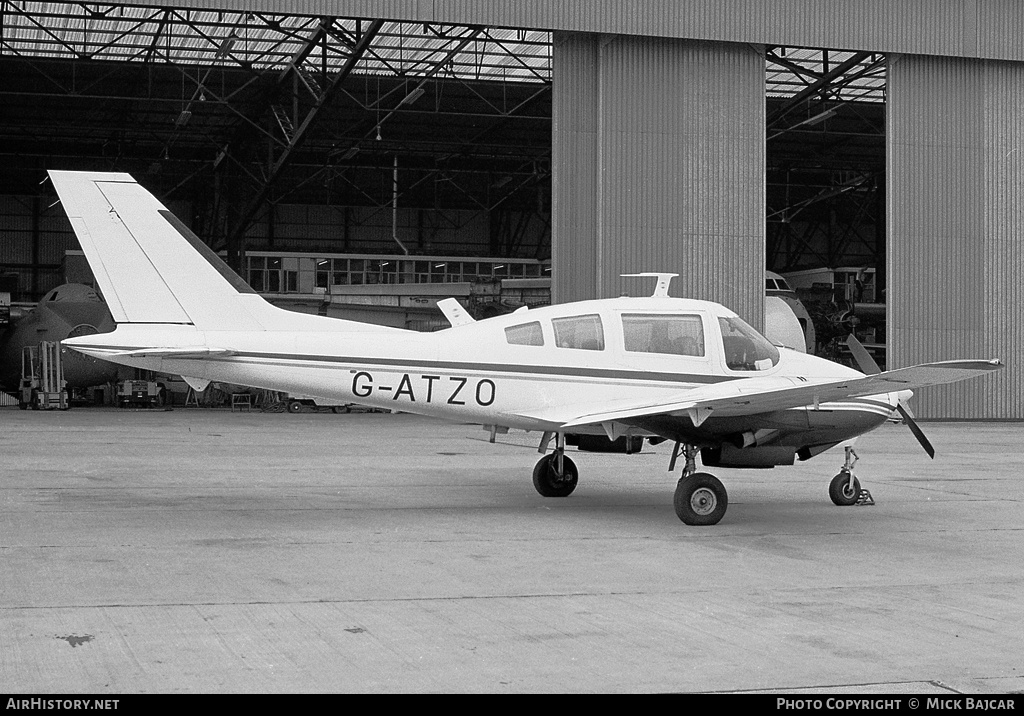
[829,446,872,506]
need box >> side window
[622,314,705,357]
[552,314,604,351]
[505,321,544,346]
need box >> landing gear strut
[533,432,579,497]
[829,446,862,506]
[672,442,728,526]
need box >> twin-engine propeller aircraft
[51,170,1003,525]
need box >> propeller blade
[896,403,936,459]
[847,334,934,458]
[845,333,881,375]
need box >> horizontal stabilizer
[107,347,235,359]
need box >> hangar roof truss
[0,2,553,81]
[0,2,886,274]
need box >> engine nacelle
[701,444,796,469]
[728,428,780,449]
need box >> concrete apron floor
[1,407,1022,694]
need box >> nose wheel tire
[674,472,728,525]
[532,454,579,497]
[829,472,861,506]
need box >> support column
[888,54,1023,418]
[552,33,765,327]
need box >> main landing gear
[529,436,869,524]
[532,432,579,498]
[671,443,728,526]
[531,433,730,524]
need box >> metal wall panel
[552,34,764,326]
[758,0,974,57]
[888,53,1023,418]
[976,1,1024,60]
[0,197,32,254]
[109,1,1024,61]
[550,32,599,306]
[37,234,78,266]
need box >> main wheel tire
[674,472,728,525]
[287,400,303,413]
[829,472,861,506]
[532,454,579,497]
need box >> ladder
[20,341,68,410]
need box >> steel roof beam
[767,50,872,129]
[224,18,384,253]
[276,16,330,87]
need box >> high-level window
[505,322,544,346]
[244,253,550,293]
[622,314,705,357]
[552,314,604,351]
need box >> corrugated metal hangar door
[888,54,1024,418]
[551,33,765,328]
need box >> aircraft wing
[520,359,1003,430]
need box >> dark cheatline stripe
[207,351,734,384]
[68,344,733,384]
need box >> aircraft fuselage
[67,295,896,462]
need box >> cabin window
[505,321,544,346]
[719,317,780,371]
[552,314,604,351]
[622,314,705,357]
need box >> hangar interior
[1,3,883,295]
[0,1,1014,418]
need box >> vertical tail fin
[50,170,266,331]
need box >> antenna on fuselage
[621,272,678,298]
